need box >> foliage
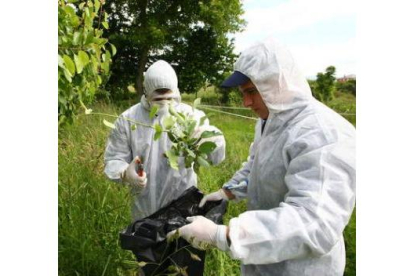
[104,0,245,95]
[163,26,238,94]
[314,66,336,102]
[336,79,356,96]
[58,0,115,126]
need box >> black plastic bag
[120,186,227,276]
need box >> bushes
[58,0,115,126]
[336,79,356,96]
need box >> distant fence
[196,104,356,120]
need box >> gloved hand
[199,189,229,208]
[167,216,229,251]
[121,156,147,191]
[192,124,222,144]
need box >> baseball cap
[221,71,250,88]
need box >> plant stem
[89,112,154,128]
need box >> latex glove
[192,124,222,144]
[121,156,147,190]
[199,189,229,208]
[167,216,229,251]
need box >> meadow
[59,91,356,276]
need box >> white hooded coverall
[224,38,356,275]
[104,60,226,220]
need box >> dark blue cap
[221,71,250,88]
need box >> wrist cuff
[215,225,230,251]
[219,189,230,201]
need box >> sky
[232,0,356,79]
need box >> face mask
[150,100,172,116]
[152,99,172,107]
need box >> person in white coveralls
[104,60,226,221]
[169,38,356,276]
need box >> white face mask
[150,99,172,116]
[152,99,172,107]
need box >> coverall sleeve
[222,142,255,200]
[228,128,356,264]
[222,120,261,200]
[104,117,132,182]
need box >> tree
[315,66,336,102]
[58,0,115,125]
[164,26,238,94]
[104,0,245,96]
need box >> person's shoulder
[176,102,206,116]
[288,100,355,143]
[120,103,142,116]
[176,102,192,111]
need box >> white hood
[141,60,181,110]
[234,37,312,112]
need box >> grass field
[59,93,356,276]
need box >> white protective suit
[224,38,356,275]
[104,60,226,220]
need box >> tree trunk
[136,46,149,98]
[135,0,149,98]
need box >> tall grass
[59,97,356,275]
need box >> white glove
[199,189,229,208]
[121,156,147,190]
[192,124,222,144]
[167,216,229,251]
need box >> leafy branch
[82,98,222,171]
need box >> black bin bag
[119,186,227,276]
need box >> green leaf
[137,261,147,268]
[131,124,137,131]
[78,50,90,66]
[198,141,217,154]
[94,0,100,13]
[162,115,176,130]
[149,105,159,119]
[199,116,207,126]
[196,156,210,167]
[193,98,201,109]
[165,150,179,170]
[154,123,163,141]
[74,54,84,74]
[127,85,136,93]
[200,130,222,139]
[63,68,72,82]
[186,120,197,136]
[110,43,117,56]
[103,119,115,129]
[73,31,81,45]
[167,131,178,143]
[63,5,76,16]
[58,55,65,68]
[63,55,76,75]
[177,112,187,121]
[102,21,109,29]
[189,252,201,261]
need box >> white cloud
[233,0,356,77]
[289,37,356,78]
[244,0,355,34]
